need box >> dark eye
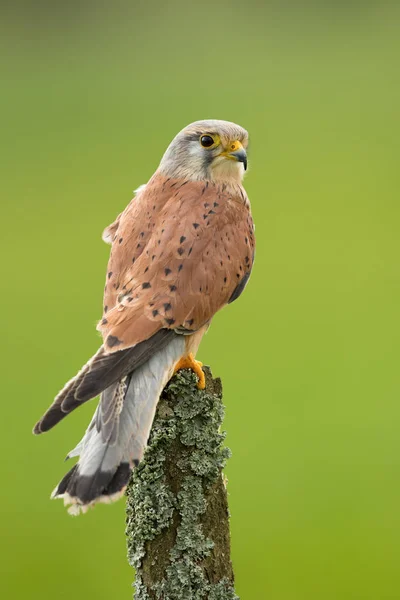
[200,135,215,148]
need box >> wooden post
[126,367,238,599]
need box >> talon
[174,352,206,389]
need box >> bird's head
[158,119,248,184]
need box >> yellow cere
[220,140,244,158]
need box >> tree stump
[126,366,238,599]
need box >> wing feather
[98,173,255,352]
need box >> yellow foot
[174,353,205,389]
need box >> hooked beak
[222,140,248,171]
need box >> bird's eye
[200,135,215,148]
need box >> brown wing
[98,174,255,352]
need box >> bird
[33,119,255,514]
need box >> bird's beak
[221,140,248,171]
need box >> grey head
[158,119,249,184]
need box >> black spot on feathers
[106,335,123,348]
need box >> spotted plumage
[99,175,254,351]
[34,119,255,514]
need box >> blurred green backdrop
[1,1,400,598]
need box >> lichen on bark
[126,367,238,600]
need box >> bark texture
[126,367,238,600]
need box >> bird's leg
[173,353,205,389]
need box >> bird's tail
[36,333,185,514]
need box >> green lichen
[126,368,238,600]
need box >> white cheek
[182,144,207,178]
[188,143,201,157]
[212,158,244,181]
[188,144,206,168]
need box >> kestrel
[34,120,255,514]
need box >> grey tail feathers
[33,329,176,435]
[50,333,186,514]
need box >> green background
[1,2,400,598]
